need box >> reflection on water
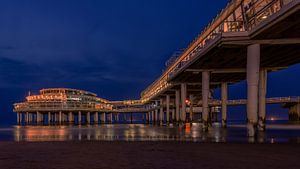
[0,123,299,143]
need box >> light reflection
[10,124,300,143]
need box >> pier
[13,0,300,137]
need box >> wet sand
[0,142,300,169]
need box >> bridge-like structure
[138,0,300,136]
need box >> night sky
[0,0,299,126]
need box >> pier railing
[141,0,295,103]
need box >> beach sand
[0,141,300,169]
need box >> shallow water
[0,123,300,143]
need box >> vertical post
[166,95,170,124]
[151,111,154,123]
[69,112,73,123]
[110,113,113,123]
[155,100,159,124]
[17,113,20,124]
[189,94,194,122]
[160,98,164,125]
[175,90,180,123]
[87,112,91,124]
[221,82,228,128]
[59,111,62,124]
[172,109,175,123]
[258,69,267,131]
[27,113,30,124]
[94,112,99,124]
[247,44,260,137]
[181,84,187,123]
[130,113,133,124]
[78,111,82,125]
[48,112,51,124]
[101,113,106,123]
[202,71,210,131]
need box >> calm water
[0,122,300,143]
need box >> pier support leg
[176,90,180,123]
[189,94,193,122]
[151,111,154,124]
[94,112,99,124]
[247,44,260,137]
[258,69,267,131]
[221,82,228,128]
[48,112,51,124]
[202,71,210,131]
[181,83,187,123]
[110,113,113,124]
[78,111,82,125]
[87,112,91,124]
[130,113,133,124]
[160,98,164,125]
[101,113,106,124]
[172,109,175,124]
[17,113,20,124]
[166,95,170,124]
[69,112,73,123]
[59,111,62,124]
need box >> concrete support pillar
[155,100,159,124]
[180,83,187,122]
[78,111,82,124]
[247,44,260,137]
[151,111,154,123]
[101,113,106,123]
[87,112,91,124]
[94,112,99,124]
[202,71,210,131]
[48,112,51,124]
[59,111,62,124]
[166,95,170,124]
[110,113,113,123]
[221,82,228,128]
[175,90,180,122]
[37,111,41,124]
[17,113,20,124]
[160,98,164,125]
[69,112,73,123]
[172,109,175,123]
[130,113,133,124]
[189,94,193,122]
[258,69,267,131]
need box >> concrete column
[101,113,106,123]
[160,98,164,125]
[172,109,175,123]
[94,112,99,124]
[155,100,159,124]
[166,95,170,123]
[151,111,154,123]
[202,71,210,131]
[247,44,260,137]
[180,84,187,122]
[110,113,113,123]
[87,112,91,124]
[258,69,267,131]
[130,113,133,124]
[59,111,62,124]
[17,113,20,124]
[37,111,41,124]
[78,111,82,124]
[69,112,73,123]
[189,94,193,122]
[48,112,51,124]
[221,82,228,128]
[175,90,180,122]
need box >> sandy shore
[0,142,300,169]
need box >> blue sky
[0,0,299,125]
